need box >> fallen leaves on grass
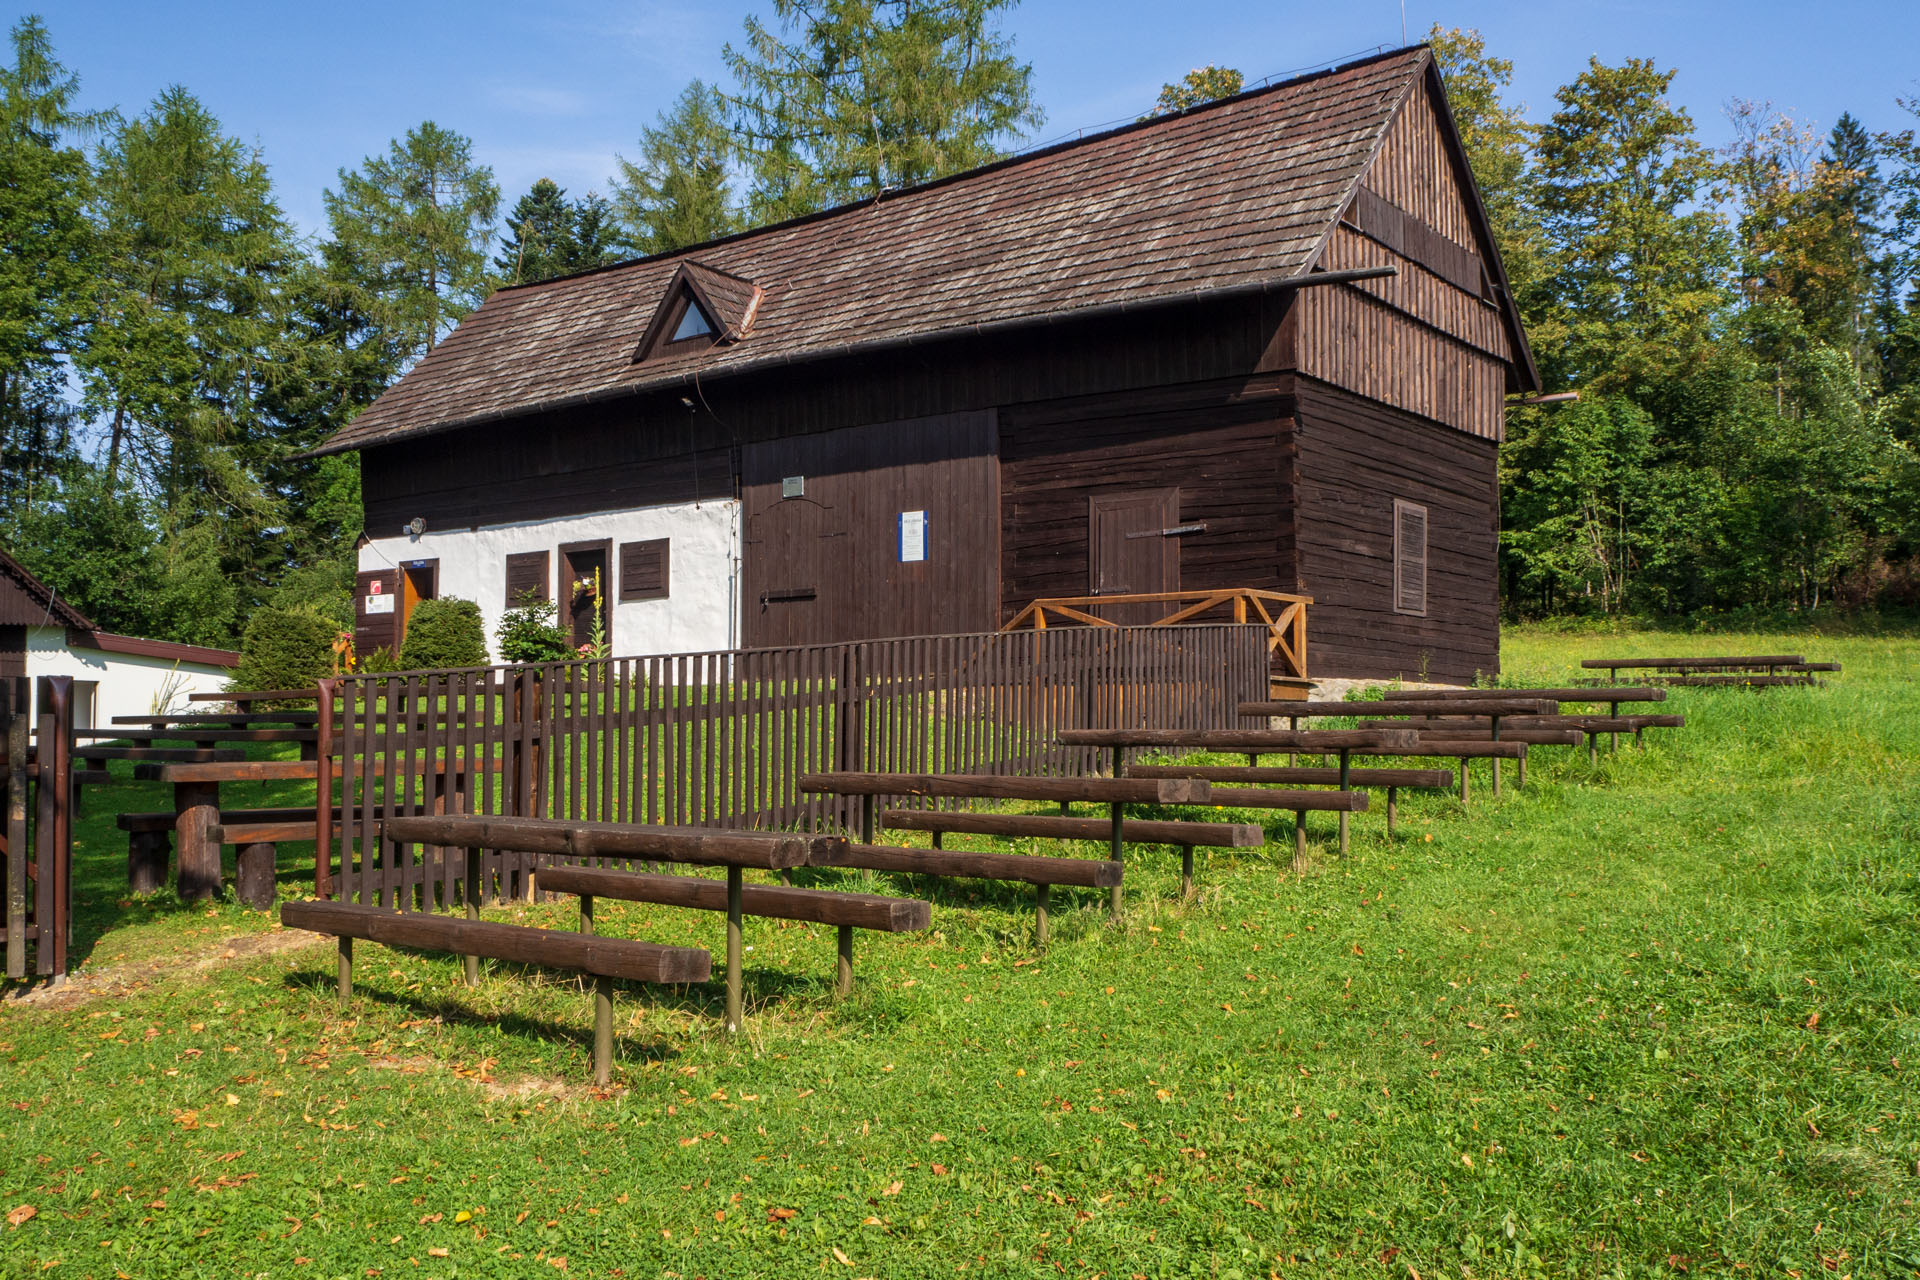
[7,1204,35,1228]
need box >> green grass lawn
[2,623,1916,1278]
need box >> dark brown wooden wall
[1290,377,1499,683]
[0,624,24,680]
[998,373,1298,620]
[741,412,998,647]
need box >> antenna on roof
[1400,0,1406,45]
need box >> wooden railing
[1001,589,1311,680]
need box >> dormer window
[672,302,715,342]
[633,259,765,364]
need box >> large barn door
[1089,489,1180,624]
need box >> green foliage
[358,644,397,674]
[230,604,336,695]
[494,591,571,664]
[322,121,500,368]
[1146,65,1242,117]
[611,81,742,254]
[396,595,488,670]
[495,177,623,284]
[724,0,1042,223]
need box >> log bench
[280,898,710,1085]
[538,863,930,997]
[823,842,1121,947]
[875,809,1261,901]
[1124,764,1454,838]
[117,807,343,900]
[1058,728,1419,856]
[799,770,1231,916]
[381,814,846,1033]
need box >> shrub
[359,645,398,674]
[397,597,489,671]
[495,592,573,664]
[231,607,336,699]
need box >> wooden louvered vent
[1393,500,1427,616]
[619,539,670,601]
[504,551,550,606]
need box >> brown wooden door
[1089,489,1180,624]
[354,569,401,661]
[560,541,611,651]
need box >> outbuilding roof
[317,44,1529,456]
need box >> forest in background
[2,2,1918,650]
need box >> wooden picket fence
[315,623,1268,911]
[3,675,75,982]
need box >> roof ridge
[497,44,1433,297]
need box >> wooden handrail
[1001,587,1311,680]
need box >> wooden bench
[538,863,929,997]
[875,809,1262,900]
[1123,763,1453,837]
[116,806,340,899]
[281,898,710,1085]
[800,770,1236,916]
[823,842,1121,946]
[1058,727,1420,856]
[382,814,846,1032]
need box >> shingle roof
[319,46,1448,456]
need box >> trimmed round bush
[397,597,489,671]
[231,607,337,697]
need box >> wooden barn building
[316,45,1536,684]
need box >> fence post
[834,647,865,832]
[4,679,27,980]
[315,678,337,898]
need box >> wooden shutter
[504,551,550,606]
[1393,500,1427,616]
[619,539,670,602]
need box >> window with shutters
[619,539,670,602]
[1393,500,1427,616]
[504,551,550,607]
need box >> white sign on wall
[364,594,395,615]
[899,510,928,563]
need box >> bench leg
[1588,734,1598,764]
[931,830,943,851]
[1180,847,1194,898]
[1459,759,1470,808]
[725,866,743,1033]
[337,936,353,1002]
[1337,749,1352,856]
[128,831,169,896]
[174,781,221,902]
[1492,755,1502,797]
[1035,883,1050,950]
[1108,805,1124,920]
[1293,810,1307,874]
[1386,787,1397,839]
[593,975,613,1087]
[465,846,483,987]
[1517,752,1527,787]
[835,924,854,998]
[236,843,277,910]
[1635,727,1645,751]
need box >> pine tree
[0,16,103,523]
[322,122,500,368]
[611,80,741,254]
[723,0,1042,223]
[496,178,624,283]
[1533,57,1733,392]
[1146,66,1242,118]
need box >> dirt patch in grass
[2,924,328,1011]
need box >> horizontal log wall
[1291,378,1500,683]
[997,373,1298,619]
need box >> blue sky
[38,0,1920,240]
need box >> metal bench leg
[1517,752,1527,787]
[1459,758,1470,808]
[1108,804,1124,920]
[1293,810,1307,874]
[1386,787,1397,839]
[337,936,353,1002]
[1180,847,1194,898]
[725,866,744,1032]
[1035,883,1050,950]
[593,975,613,1086]
[836,924,854,998]
[1588,733,1598,764]
[1337,749,1352,855]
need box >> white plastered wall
[359,499,742,662]
[25,628,234,728]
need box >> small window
[671,302,715,343]
[619,539,670,602]
[1393,500,1427,616]
[504,550,550,606]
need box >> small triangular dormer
[633,260,764,363]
